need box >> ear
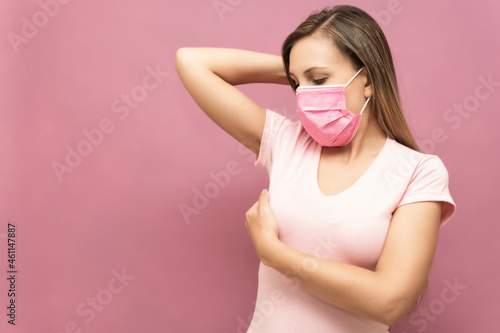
[363,70,373,99]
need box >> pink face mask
[296,66,371,147]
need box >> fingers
[245,189,269,224]
[246,199,259,220]
[259,188,269,206]
[251,198,260,210]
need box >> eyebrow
[289,66,330,77]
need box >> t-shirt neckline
[310,135,390,200]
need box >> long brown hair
[282,4,420,152]
[282,4,426,321]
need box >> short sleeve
[396,155,457,227]
[254,109,286,172]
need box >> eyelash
[293,78,327,87]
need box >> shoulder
[383,138,453,202]
[388,139,456,226]
[263,108,310,146]
[387,138,449,177]
[391,138,449,180]
[255,108,309,169]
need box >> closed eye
[313,78,326,85]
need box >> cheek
[345,87,366,114]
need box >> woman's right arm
[174,47,289,156]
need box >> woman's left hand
[245,189,280,265]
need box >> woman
[175,4,456,332]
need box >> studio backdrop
[1,0,499,332]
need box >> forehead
[289,34,348,73]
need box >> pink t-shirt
[247,108,456,332]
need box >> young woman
[175,4,456,332]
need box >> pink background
[1,0,498,332]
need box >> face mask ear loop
[345,66,365,88]
[359,96,371,115]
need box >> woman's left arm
[245,191,443,326]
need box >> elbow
[174,47,190,74]
[175,47,191,61]
[379,306,404,327]
[377,293,415,326]
[175,47,199,70]
[175,47,207,77]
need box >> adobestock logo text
[51,64,169,182]
[8,0,74,54]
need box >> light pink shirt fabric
[247,108,456,332]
